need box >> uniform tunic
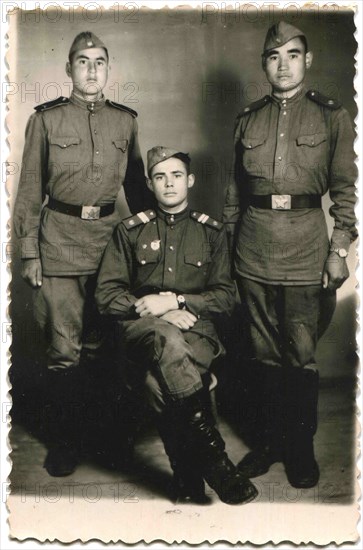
[13,93,148,276]
[223,88,357,285]
[95,207,236,401]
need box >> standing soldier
[223,21,357,488]
[13,31,150,477]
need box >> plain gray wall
[8,6,357,378]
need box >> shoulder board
[238,95,271,117]
[122,210,156,230]
[106,100,138,117]
[34,97,70,112]
[306,90,341,110]
[190,211,223,230]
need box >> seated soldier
[95,146,257,505]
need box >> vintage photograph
[2,0,360,545]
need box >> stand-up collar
[70,91,106,112]
[157,206,189,226]
[271,85,306,109]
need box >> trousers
[237,278,325,369]
[33,275,103,370]
[117,317,221,404]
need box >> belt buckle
[271,195,291,210]
[81,205,101,220]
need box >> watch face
[177,295,186,309]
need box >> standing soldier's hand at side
[322,252,349,291]
[21,258,43,288]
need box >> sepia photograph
[1,0,361,545]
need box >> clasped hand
[135,292,197,329]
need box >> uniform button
[141,260,146,265]
[91,113,95,117]
[168,267,173,272]
[63,144,67,148]
[280,133,284,137]
[94,129,97,134]
[278,156,282,161]
[142,244,147,249]
[197,261,202,267]
[170,226,174,230]
[169,245,174,251]
[96,151,99,155]
[282,111,287,115]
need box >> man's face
[263,37,313,95]
[66,48,109,99]
[147,157,195,213]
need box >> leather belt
[249,194,322,210]
[47,197,115,220]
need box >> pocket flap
[184,253,212,267]
[241,136,266,149]
[135,245,160,265]
[113,139,128,152]
[50,136,80,147]
[296,133,327,147]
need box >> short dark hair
[149,152,192,178]
[68,48,109,64]
[262,35,309,60]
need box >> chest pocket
[296,133,327,147]
[113,139,128,153]
[241,136,266,150]
[184,252,212,268]
[135,244,160,266]
[50,136,80,148]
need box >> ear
[305,51,313,69]
[146,178,154,192]
[65,61,71,77]
[187,174,195,189]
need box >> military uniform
[94,146,257,505]
[13,36,149,370]
[223,22,357,488]
[96,206,235,400]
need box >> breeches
[117,317,221,404]
[237,278,327,369]
[33,275,102,370]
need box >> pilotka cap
[147,146,190,175]
[263,21,306,54]
[69,31,108,59]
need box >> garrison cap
[69,31,108,60]
[263,21,306,54]
[147,146,191,175]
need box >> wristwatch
[330,247,348,258]
[176,295,187,310]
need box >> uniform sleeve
[222,116,243,237]
[184,227,236,319]
[95,224,138,319]
[123,118,154,214]
[328,108,358,250]
[13,113,48,259]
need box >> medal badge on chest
[151,240,161,251]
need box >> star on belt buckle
[81,205,101,220]
[271,195,291,210]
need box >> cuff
[331,229,352,252]
[20,238,40,259]
[184,294,206,317]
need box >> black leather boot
[43,366,88,477]
[179,390,258,505]
[237,366,285,478]
[284,367,320,488]
[157,409,211,505]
